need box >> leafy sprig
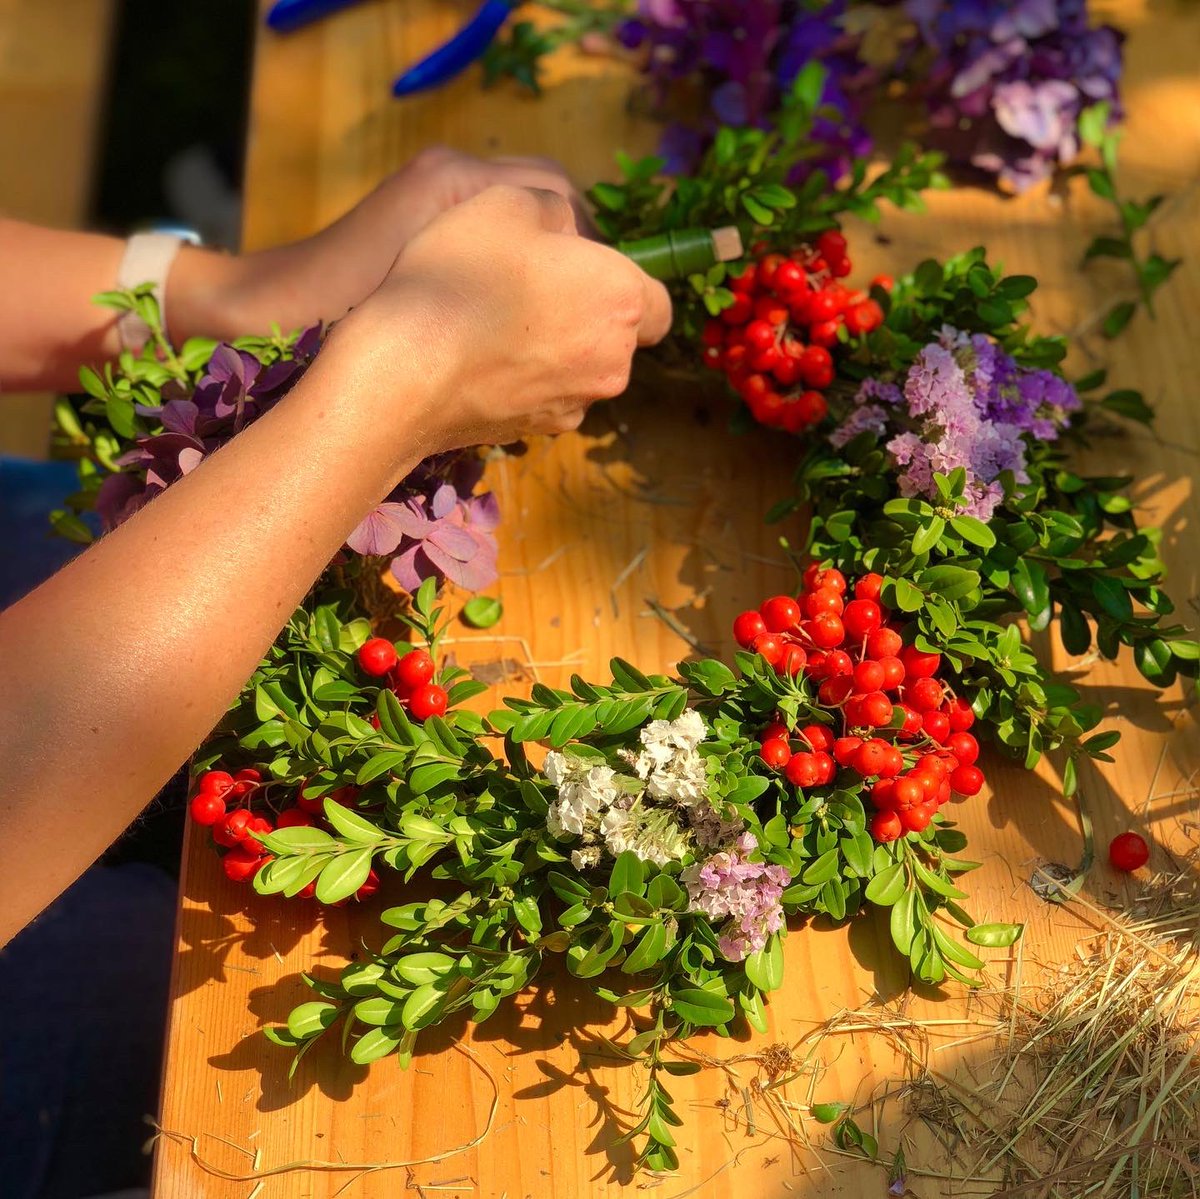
[1075,102,1181,338]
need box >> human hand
[169,146,591,341]
[332,185,672,453]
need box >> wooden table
[153,3,1200,1195]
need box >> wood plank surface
[0,0,114,456]
[153,3,1200,1195]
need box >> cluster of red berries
[357,639,447,722]
[732,567,986,844]
[189,768,381,899]
[702,230,888,433]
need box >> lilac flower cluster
[905,0,1123,191]
[683,832,791,962]
[832,327,1081,520]
[617,0,872,176]
[96,332,500,592]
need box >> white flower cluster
[543,710,741,871]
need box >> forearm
[0,302,442,942]
[0,218,249,392]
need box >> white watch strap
[115,232,185,351]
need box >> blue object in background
[0,456,88,610]
[265,0,364,33]
[392,0,512,96]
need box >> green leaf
[912,517,945,555]
[864,862,905,907]
[949,514,996,549]
[350,1027,404,1065]
[1102,300,1137,339]
[323,800,386,844]
[1101,389,1154,424]
[670,988,735,1027]
[811,1102,847,1124]
[461,596,503,629]
[609,851,645,898]
[966,922,1024,948]
[261,826,337,855]
[890,889,919,955]
[917,565,980,601]
[1078,102,1110,147]
[622,922,668,974]
[1091,574,1133,621]
[287,1000,338,1039]
[314,847,374,904]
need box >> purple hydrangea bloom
[830,327,1081,521]
[684,832,791,962]
[905,0,1124,190]
[94,331,500,592]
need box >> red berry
[893,776,924,809]
[859,691,894,728]
[813,751,836,785]
[785,752,821,789]
[222,848,268,883]
[1109,831,1149,872]
[774,260,807,294]
[854,573,884,601]
[744,319,776,353]
[189,791,227,826]
[854,739,889,777]
[733,610,767,648]
[760,737,793,770]
[816,230,848,263]
[409,683,449,722]
[830,258,852,278]
[721,293,753,325]
[730,264,757,293]
[867,628,902,659]
[758,253,785,289]
[908,677,944,712]
[357,637,398,677]
[780,644,808,676]
[702,320,726,347]
[808,318,842,347]
[395,649,436,691]
[945,697,975,731]
[213,808,253,848]
[800,723,834,752]
[296,783,326,815]
[900,801,936,833]
[824,650,853,677]
[760,595,803,633]
[808,613,845,649]
[798,345,833,388]
[794,390,828,425]
[900,645,942,679]
[200,770,234,796]
[922,710,951,743]
[806,290,839,323]
[833,736,863,766]
[878,656,906,691]
[818,675,854,706]
[946,732,979,767]
[871,273,894,292]
[898,704,923,737]
[844,300,883,336]
[950,764,985,797]
[871,810,903,842]
[843,599,883,639]
[752,632,784,667]
[879,746,905,779]
[762,720,789,742]
[869,778,898,810]
[276,808,314,829]
[804,588,844,618]
[234,767,262,783]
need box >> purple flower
[905,0,1124,190]
[92,330,501,592]
[684,832,791,962]
[830,327,1080,522]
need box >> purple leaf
[426,521,481,563]
[345,503,420,556]
[430,483,457,521]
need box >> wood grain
[0,0,114,456]
[153,3,1200,1196]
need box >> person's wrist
[165,246,255,343]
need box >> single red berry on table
[1109,831,1149,872]
[394,648,436,692]
[357,637,398,677]
[409,683,449,721]
[870,810,903,843]
[733,610,767,647]
[189,791,227,827]
[950,764,985,797]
